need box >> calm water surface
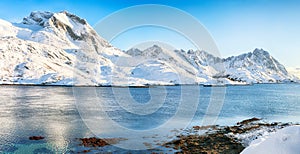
[0,84,299,153]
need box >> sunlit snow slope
[242,126,300,154]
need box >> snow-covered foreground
[242,125,300,154]
[0,11,298,86]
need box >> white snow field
[242,125,300,154]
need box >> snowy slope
[0,11,297,86]
[0,37,75,85]
[241,126,300,154]
[124,45,208,84]
[0,11,131,86]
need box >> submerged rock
[29,136,45,140]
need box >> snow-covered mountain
[125,46,298,85]
[0,11,297,86]
[222,49,293,83]
[0,11,131,86]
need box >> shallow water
[0,84,299,153]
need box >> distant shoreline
[0,82,298,88]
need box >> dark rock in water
[79,137,127,147]
[29,136,45,140]
[80,137,108,147]
[77,149,91,153]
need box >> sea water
[0,84,299,153]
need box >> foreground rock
[163,118,293,154]
[165,132,244,153]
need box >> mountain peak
[146,44,163,51]
[17,10,112,51]
[55,11,87,25]
[253,48,270,56]
[22,11,53,26]
[22,10,87,27]
[152,44,161,48]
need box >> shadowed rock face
[62,11,87,25]
[22,11,54,26]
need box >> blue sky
[0,0,300,67]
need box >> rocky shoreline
[30,118,295,153]
[162,118,293,153]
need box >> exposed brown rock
[193,125,218,131]
[165,132,244,154]
[237,117,261,125]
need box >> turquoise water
[0,84,299,153]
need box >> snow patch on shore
[241,125,300,154]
